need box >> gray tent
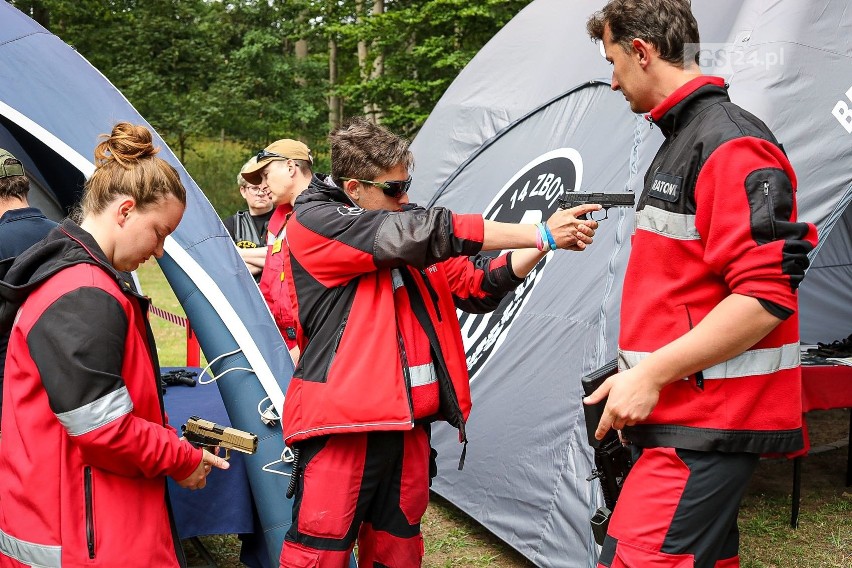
[410,0,851,566]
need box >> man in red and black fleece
[584,2,818,567]
[279,117,601,567]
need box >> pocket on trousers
[399,427,430,525]
[611,540,694,568]
[297,435,365,540]
[280,542,320,568]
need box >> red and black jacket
[0,220,201,567]
[282,175,524,446]
[620,76,818,453]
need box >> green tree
[331,0,533,136]
[10,0,532,150]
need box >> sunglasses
[341,176,412,199]
[256,149,290,163]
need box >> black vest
[233,210,265,248]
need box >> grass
[137,261,194,366]
[140,262,851,567]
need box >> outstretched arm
[481,203,600,254]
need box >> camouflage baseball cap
[0,148,25,179]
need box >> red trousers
[280,427,431,567]
[597,447,758,568]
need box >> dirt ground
[186,409,850,567]
[421,408,851,567]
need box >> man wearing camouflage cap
[0,148,56,261]
[0,148,57,425]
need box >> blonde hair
[81,122,186,216]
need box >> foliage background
[10,0,532,217]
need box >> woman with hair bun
[0,122,228,567]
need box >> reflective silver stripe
[0,529,61,568]
[619,342,801,379]
[635,205,700,240]
[408,363,437,388]
[56,386,134,436]
[391,268,404,291]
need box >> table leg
[790,457,801,529]
[846,409,852,487]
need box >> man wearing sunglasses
[278,117,601,567]
[222,157,274,282]
[241,139,314,361]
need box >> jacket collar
[297,173,352,207]
[647,76,729,137]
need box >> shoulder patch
[649,172,683,202]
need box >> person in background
[0,148,58,424]
[0,148,57,260]
[240,139,314,362]
[278,117,601,567]
[222,157,274,281]
[583,2,818,567]
[0,122,228,568]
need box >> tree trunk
[329,38,341,127]
[295,9,309,87]
[369,0,384,122]
[25,0,50,28]
[356,0,369,96]
[295,40,308,60]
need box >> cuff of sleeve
[173,442,204,481]
[757,298,794,320]
[451,213,485,255]
[505,252,525,284]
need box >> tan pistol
[182,416,258,460]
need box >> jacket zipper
[84,466,95,559]
[397,331,415,419]
[763,181,777,240]
[420,270,442,321]
[684,305,705,390]
[323,318,347,378]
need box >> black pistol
[558,192,635,220]
[582,360,633,546]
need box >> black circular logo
[460,149,584,380]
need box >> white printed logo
[832,85,852,134]
[460,148,583,381]
[336,205,364,216]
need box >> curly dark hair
[587,0,700,66]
